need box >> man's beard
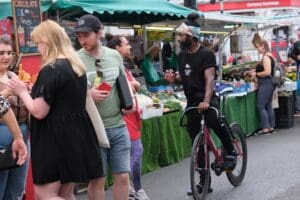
[180,38,192,50]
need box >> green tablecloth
[140,116,161,173]
[141,111,191,174]
[225,91,260,136]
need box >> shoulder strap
[266,55,275,75]
[119,62,126,76]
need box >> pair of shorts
[100,125,131,176]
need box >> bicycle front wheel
[190,133,210,200]
[226,123,247,186]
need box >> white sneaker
[135,189,150,200]
[129,186,136,198]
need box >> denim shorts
[100,125,131,176]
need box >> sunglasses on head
[95,59,103,77]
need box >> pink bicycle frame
[203,124,244,170]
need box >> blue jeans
[257,78,276,129]
[0,123,30,200]
[130,139,143,191]
[100,125,131,176]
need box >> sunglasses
[95,59,103,77]
[0,51,13,56]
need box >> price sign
[12,0,42,55]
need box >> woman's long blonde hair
[31,20,85,76]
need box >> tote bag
[86,92,110,148]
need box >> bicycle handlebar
[179,106,219,127]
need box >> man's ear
[116,45,121,52]
[97,29,103,39]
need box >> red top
[124,69,141,141]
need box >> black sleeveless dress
[30,58,102,184]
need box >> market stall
[49,0,196,24]
[0,0,197,197]
[199,12,300,132]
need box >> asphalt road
[77,118,300,200]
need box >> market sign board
[198,0,300,12]
[11,0,42,55]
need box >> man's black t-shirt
[291,40,300,68]
[292,41,300,56]
[178,45,216,106]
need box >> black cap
[74,14,102,33]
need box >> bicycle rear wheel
[226,123,247,186]
[190,133,210,200]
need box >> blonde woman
[250,33,276,135]
[8,20,103,199]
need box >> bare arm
[2,108,23,140]
[203,67,215,103]
[8,74,50,120]
[18,92,50,120]
[198,67,215,112]
[1,104,27,165]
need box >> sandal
[268,129,276,134]
[257,129,270,135]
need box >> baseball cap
[74,14,102,33]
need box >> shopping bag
[86,92,110,148]
[117,74,133,110]
[272,88,279,109]
[0,144,20,171]
[141,56,160,84]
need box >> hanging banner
[11,0,42,55]
[198,0,300,12]
[0,18,13,40]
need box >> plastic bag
[141,56,160,84]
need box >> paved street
[77,118,300,200]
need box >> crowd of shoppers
[2,11,299,200]
[8,20,104,199]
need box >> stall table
[141,110,191,174]
[225,91,260,136]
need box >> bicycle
[180,93,247,200]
